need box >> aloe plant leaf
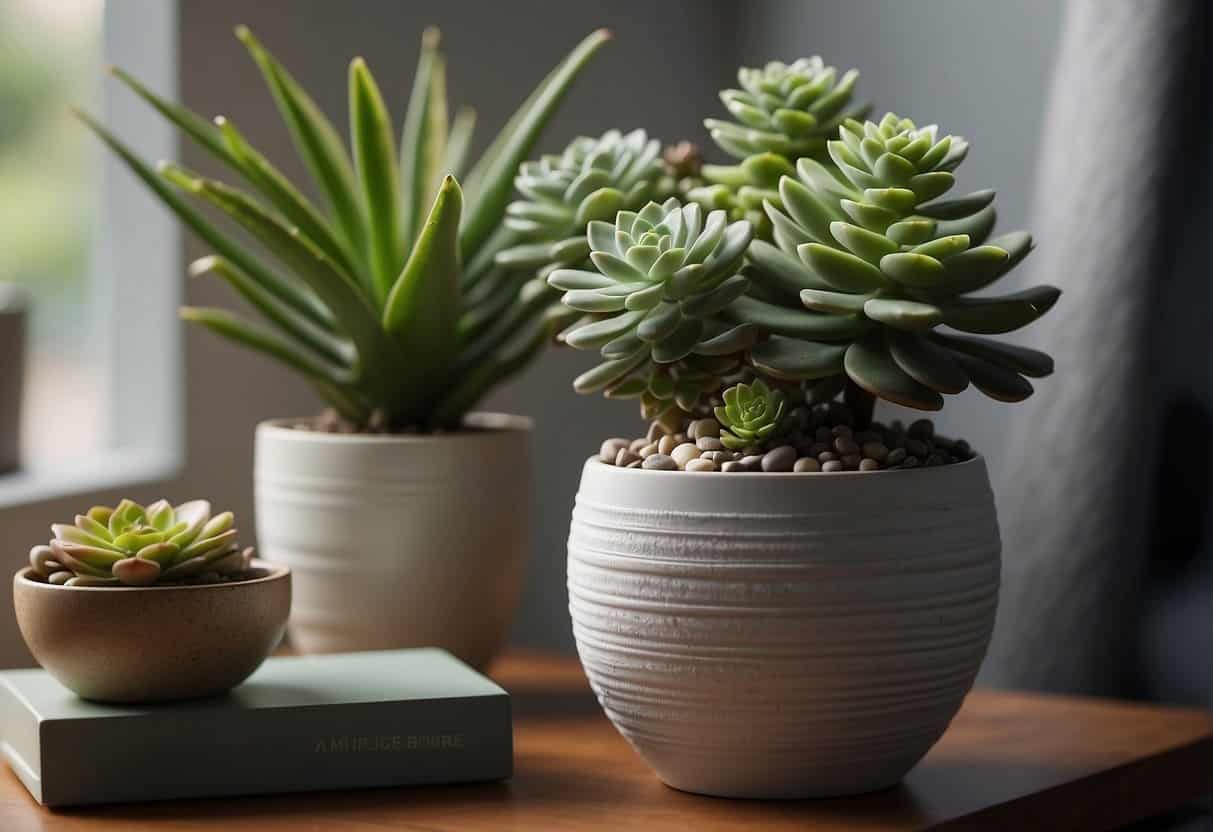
[382,176,462,417]
[456,276,552,371]
[844,332,944,410]
[189,255,352,368]
[108,66,232,163]
[398,28,448,255]
[75,110,335,332]
[459,29,612,260]
[236,26,367,258]
[349,57,403,305]
[886,329,969,394]
[750,335,847,380]
[216,117,362,282]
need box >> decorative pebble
[809,442,830,457]
[841,453,861,469]
[642,454,678,470]
[886,447,907,466]
[626,458,644,469]
[831,424,853,439]
[859,458,881,471]
[761,445,797,472]
[862,442,889,462]
[793,457,821,473]
[821,460,844,472]
[833,436,859,455]
[905,438,929,457]
[48,571,73,585]
[639,442,659,458]
[908,418,935,440]
[817,451,838,463]
[685,458,717,473]
[926,454,946,467]
[696,436,724,451]
[687,418,720,440]
[901,456,920,469]
[721,461,745,473]
[600,438,629,464]
[671,443,702,469]
[646,422,667,442]
[700,450,729,464]
[739,454,764,471]
[615,448,641,468]
[657,434,679,455]
[629,437,649,454]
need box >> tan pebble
[721,461,745,473]
[817,451,837,463]
[615,448,641,467]
[793,457,821,473]
[600,438,630,464]
[886,447,907,465]
[672,433,687,443]
[642,453,678,470]
[700,451,727,464]
[630,437,649,453]
[859,458,881,471]
[685,457,717,473]
[696,436,724,451]
[670,443,702,469]
[646,422,667,442]
[658,434,679,455]
[833,436,859,455]
[821,460,844,472]
[639,442,659,458]
[687,418,720,440]
[626,458,644,469]
[48,570,73,585]
[862,441,889,462]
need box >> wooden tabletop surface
[2,652,1211,831]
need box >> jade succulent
[745,113,1059,411]
[79,26,610,431]
[715,380,786,450]
[28,500,253,587]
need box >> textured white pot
[255,413,531,668]
[568,455,1001,799]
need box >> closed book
[0,647,512,807]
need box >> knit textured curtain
[983,0,1207,695]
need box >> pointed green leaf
[916,189,995,219]
[886,329,969,394]
[350,57,402,305]
[829,221,898,264]
[953,352,1034,402]
[931,332,1054,378]
[801,288,871,314]
[940,285,1061,334]
[727,295,872,340]
[801,243,887,292]
[398,28,447,253]
[863,298,944,331]
[750,335,847,380]
[692,323,759,356]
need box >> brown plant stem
[844,378,877,431]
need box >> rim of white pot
[14,559,289,592]
[256,411,532,444]
[582,452,985,478]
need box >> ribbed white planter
[255,413,531,668]
[568,455,1001,799]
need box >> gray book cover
[0,647,512,807]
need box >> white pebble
[642,454,678,471]
[793,457,821,473]
[600,438,629,464]
[687,418,720,440]
[696,437,724,451]
[658,434,679,455]
[670,443,702,469]
[685,458,717,472]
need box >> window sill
[0,447,182,509]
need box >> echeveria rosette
[695,57,868,240]
[548,199,757,412]
[741,113,1060,410]
[496,129,666,277]
[715,380,786,450]
[29,499,253,587]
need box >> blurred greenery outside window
[1,0,105,463]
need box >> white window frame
[0,0,181,506]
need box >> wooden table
[2,653,1211,831]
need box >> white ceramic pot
[567,455,1001,799]
[254,413,531,668]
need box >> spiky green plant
[78,26,610,430]
[495,129,665,277]
[28,500,252,587]
[741,113,1059,414]
[715,379,785,450]
[546,198,755,405]
[692,57,867,238]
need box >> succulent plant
[79,26,610,431]
[694,57,868,239]
[28,500,253,587]
[547,198,755,404]
[715,380,786,450]
[740,113,1059,411]
[496,129,665,276]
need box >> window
[0,0,181,504]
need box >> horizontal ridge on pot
[567,455,1000,799]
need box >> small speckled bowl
[13,560,290,703]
